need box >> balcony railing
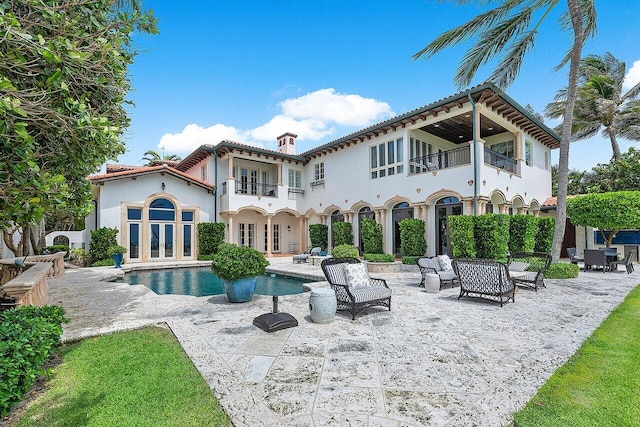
[288,188,305,196]
[409,145,471,175]
[484,147,517,173]
[234,181,278,197]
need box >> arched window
[149,198,175,221]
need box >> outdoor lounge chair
[566,247,584,265]
[610,249,636,274]
[417,257,459,289]
[507,252,552,292]
[451,258,515,306]
[292,247,321,264]
[583,249,608,272]
[320,257,391,320]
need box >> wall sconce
[161,182,166,191]
[287,225,291,232]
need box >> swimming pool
[116,267,310,297]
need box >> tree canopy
[0,0,157,252]
[567,191,640,247]
[141,149,182,165]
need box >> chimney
[277,132,297,155]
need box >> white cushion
[509,261,530,272]
[436,255,453,271]
[344,263,371,288]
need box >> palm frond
[486,30,536,89]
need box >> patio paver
[47,258,639,426]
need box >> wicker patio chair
[507,252,552,291]
[451,258,515,306]
[320,257,391,320]
[417,257,459,289]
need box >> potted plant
[107,245,128,268]
[211,243,269,303]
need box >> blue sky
[122,1,640,171]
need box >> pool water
[117,267,310,297]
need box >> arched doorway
[149,198,176,259]
[357,206,374,253]
[392,202,414,256]
[330,210,344,248]
[435,196,462,256]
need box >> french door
[150,223,175,259]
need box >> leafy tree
[567,191,640,247]
[0,0,157,255]
[413,0,597,262]
[309,224,328,250]
[545,52,640,159]
[582,147,640,193]
[141,149,182,165]
[551,164,587,196]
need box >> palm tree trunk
[608,127,621,159]
[551,0,586,263]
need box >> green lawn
[513,284,640,426]
[11,326,230,427]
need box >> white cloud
[623,60,640,91]
[157,89,394,153]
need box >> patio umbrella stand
[253,296,298,332]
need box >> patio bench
[321,257,391,320]
[507,251,552,291]
[451,258,515,306]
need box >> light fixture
[161,182,166,190]
[287,225,291,232]
[433,124,440,128]
[467,180,474,186]
[488,127,494,131]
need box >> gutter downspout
[213,148,218,221]
[468,94,478,216]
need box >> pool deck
[48,258,638,426]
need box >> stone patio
[47,258,638,426]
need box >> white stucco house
[87,82,561,263]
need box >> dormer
[277,132,297,155]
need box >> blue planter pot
[112,253,123,268]
[224,277,257,303]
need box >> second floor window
[201,165,207,181]
[525,141,532,166]
[288,169,302,188]
[371,138,404,179]
[314,163,324,181]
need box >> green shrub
[107,245,128,257]
[508,214,538,253]
[402,256,420,265]
[363,253,395,262]
[474,214,510,260]
[449,215,476,258]
[210,243,269,281]
[535,217,555,253]
[69,248,89,266]
[332,222,354,246]
[399,218,427,257]
[309,224,328,250]
[331,244,359,258]
[545,262,580,279]
[92,258,116,267]
[361,218,383,254]
[197,222,225,258]
[36,245,69,255]
[89,227,118,263]
[0,305,67,417]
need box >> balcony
[227,181,278,197]
[409,146,471,175]
[484,147,517,173]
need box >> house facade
[87,83,560,263]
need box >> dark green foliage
[508,215,538,253]
[197,223,225,258]
[36,245,69,255]
[89,227,118,263]
[535,217,556,253]
[210,243,269,281]
[399,218,427,257]
[309,224,328,250]
[360,218,383,254]
[474,214,510,260]
[92,258,116,267]
[363,253,395,262]
[545,262,580,279]
[0,305,67,417]
[449,215,476,258]
[331,244,359,258]
[332,222,354,246]
[402,256,420,265]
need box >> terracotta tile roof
[89,164,214,191]
[541,195,581,208]
[106,164,141,174]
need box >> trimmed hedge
[402,256,420,265]
[361,218,383,254]
[36,245,69,256]
[399,218,427,257]
[545,262,580,279]
[449,215,476,258]
[508,214,538,253]
[331,244,359,258]
[535,217,555,253]
[364,253,395,262]
[197,222,225,258]
[309,224,328,251]
[474,214,510,260]
[89,227,118,264]
[332,222,354,247]
[0,305,67,417]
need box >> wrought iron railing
[409,145,471,174]
[484,147,517,173]
[234,181,278,197]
